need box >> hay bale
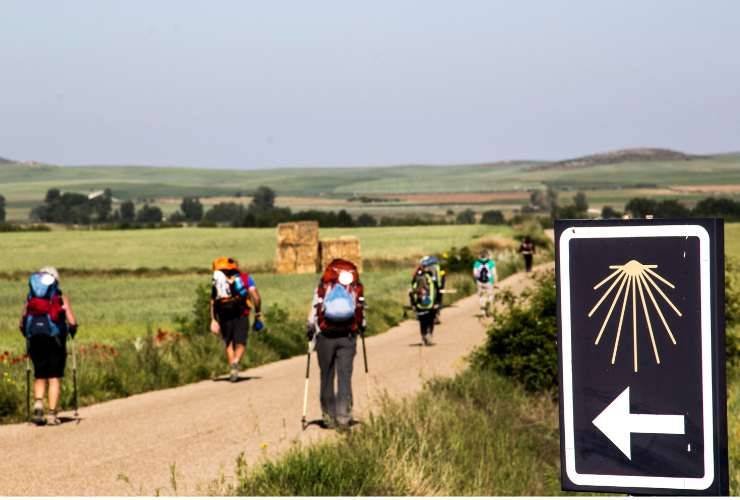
[275,245,297,274]
[275,221,321,274]
[277,221,319,246]
[319,236,362,272]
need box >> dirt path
[0,265,550,496]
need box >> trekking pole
[71,335,79,418]
[25,342,31,422]
[301,342,312,430]
[360,329,370,402]
[360,330,369,374]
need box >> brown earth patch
[668,184,740,194]
[386,192,529,204]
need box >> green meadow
[0,224,511,351]
[0,225,506,273]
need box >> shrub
[726,257,740,365]
[455,209,476,225]
[473,270,558,393]
[480,210,504,225]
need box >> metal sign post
[555,218,728,495]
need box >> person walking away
[473,250,497,317]
[518,236,536,273]
[210,257,262,382]
[306,259,365,431]
[19,267,78,425]
[419,255,444,324]
[409,266,437,345]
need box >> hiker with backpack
[419,255,444,324]
[518,236,536,273]
[473,250,497,317]
[409,265,438,346]
[19,267,79,425]
[306,259,366,431]
[210,257,263,382]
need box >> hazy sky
[2,1,739,168]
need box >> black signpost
[555,218,728,495]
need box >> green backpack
[411,271,436,311]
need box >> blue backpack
[323,284,357,322]
[24,273,63,337]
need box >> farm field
[0,225,507,273]
[2,153,740,222]
[0,224,514,351]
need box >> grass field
[0,225,505,273]
[0,224,512,351]
[0,270,414,352]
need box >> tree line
[19,186,506,228]
[6,185,740,228]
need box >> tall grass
[210,369,562,496]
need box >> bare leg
[232,344,245,364]
[34,379,46,400]
[48,378,61,411]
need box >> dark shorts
[29,335,67,379]
[219,316,249,347]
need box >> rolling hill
[0,149,739,221]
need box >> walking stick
[360,329,369,374]
[360,329,369,402]
[71,335,79,418]
[301,342,312,430]
[25,341,31,422]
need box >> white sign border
[559,224,714,491]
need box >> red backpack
[316,259,364,334]
[23,272,65,337]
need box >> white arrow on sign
[592,386,685,460]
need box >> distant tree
[45,188,61,204]
[250,186,276,213]
[204,202,245,223]
[136,204,163,223]
[456,209,476,224]
[0,194,5,222]
[480,209,505,225]
[529,190,546,211]
[180,197,204,222]
[120,200,136,222]
[168,210,186,223]
[654,199,690,218]
[692,197,740,220]
[446,209,455,216]
[92,189,113,222]
[625,198,658,218]
[573,192,588,213]
[356,213,377,227]
[601,206,622,219]
[336,209,354,227]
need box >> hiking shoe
[46,410,61,426]
[422,334,432,346]
[322,413,337,429]
[31,408,46,426]
[31,400,45,426]
[229,362,239,382]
